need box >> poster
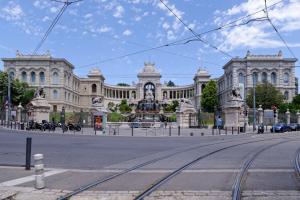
[94,115,103,131]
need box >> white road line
[0,169,67,186]
[44,168,294,173]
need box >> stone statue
[34,87,45,98]
[92,96,102,105]
[231,87,242,100]
[180,98,193,105]
[145,88,154,101]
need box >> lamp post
[253,76,256,131]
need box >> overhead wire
[159,0,233,58]
[264,0,296,58]
[33,0,83,55]
[76,0,286,69]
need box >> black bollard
[169,126,171,136]
[178,126,180,136]
[25,137,32,170]
[131,126,133,136]
[232,127,234,135]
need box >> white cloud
[84,13,93,19]
[50,7,59,13]
[97,25,112,33]
[123,29,132,36]
[113,5,125,18]
[214,0,300,51]
[1,1,24,21]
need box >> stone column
[258,105,263,124]
[286,109,290,124]
[5,105,9,123]
[17,103,23,122]
[297,111,300,124]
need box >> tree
[117,83,130,87]
[201,80,217,112]
[246,83,283,109]
[118,99,132,113]
[166,80,175,87]
[292,94,300,105]
[164,100,179,112]
[0,71,34,108]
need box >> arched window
[39,72,45,84]
[53,90,58,99]
[31,72,36,83]
[92,84,97,93]
[252,72,258,85]
[238,73,245,84]
[271,72,277,85]
[9,71,15,79]
[21,71,27,82]
[201,84,206,93]
[262,72,267,83]
[52,72,59,84]
[284,91,289,100]
[284,72,289,84]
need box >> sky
[0,0,300,85]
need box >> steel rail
[133,138,284,200]
[57,137,251,200]
[232,140,292,200]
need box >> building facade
[2,50,297,113]
[217,51,297,110]
[2,51,210,112]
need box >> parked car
[257,123,264,134]
[287,123,300,131]
[270,123,290,133]
[130,122,140,128]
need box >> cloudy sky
[0,0,299,85]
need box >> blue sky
[0,0,300,85]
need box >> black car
[287,123,300,131]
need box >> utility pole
[8,73,11,124]
[253,77,256,131]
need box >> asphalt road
[1,127,300,199]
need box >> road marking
[0,169,67,186]
[44,168,294,173]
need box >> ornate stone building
[2,50,297,113]
[2,52,210,112]
[217,51,297,110]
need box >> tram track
[231,140,292,200]
[133,138,291,200]
[57,135,298,200]
[57,136,273,200]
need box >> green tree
[118,100,132,113]
[164,100,179,112]
[201,80,217,112]
[246,83,283,109]
[166,80,175,87]
[117,83,130,87]
[0,71,34,108]
[292,94,300,105]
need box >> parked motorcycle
[258,123,264,134]
[67,123,81,131]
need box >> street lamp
[253,76,256,131]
